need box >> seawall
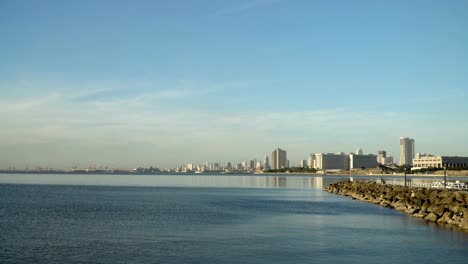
[324,181,468,231]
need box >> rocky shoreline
[325,181,468,231]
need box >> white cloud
[209,0,281,17]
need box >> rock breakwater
[325,181,468,231]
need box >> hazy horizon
[1,0,468,169]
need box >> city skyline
[1,1,468,169]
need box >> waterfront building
[382,156,394,165]
[264,155,270,170]
[300,160,307,168]
[307,154,315,168]
[314,153,349,170]
[349,154,379,169]
[413,155,468,169]
[242,161,247,170]
[356,148,363,155]
[187,163,195,171]
[271,148,288,169]
[377,151,387,164]
[249,160,256,171]
[400,137,415,166]
[256,161,262,170]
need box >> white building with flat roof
[413,155,468,169]
[314,153,349,170]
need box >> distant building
[271,148,288,169]
[256,161,262,170]
[249,160,256,170]
[314,153,349,170]
[187,163,195,171]
[377,151,387,164]
[400,137,415,166]
[264,155,270,170]
[307,154,315,168]
[349,154,379,169]
[383,156,394,165]
[413,155,468,169]
[300,160,307,168]
[356,148,363,155]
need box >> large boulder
[420,201,430,213]
[413,212,426,218]
[425,213,439,222]
[454,192,465,203]
[448,201,462,214]
[458,218,468,231]
[429,190,439,203]
[433,205,445,216]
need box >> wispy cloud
[209,0,281,17]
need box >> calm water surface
[0,174,467,264]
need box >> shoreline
[325,181,468,232]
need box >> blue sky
[1,0,468,169]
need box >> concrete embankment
[325,181,468,231]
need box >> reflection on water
[0,173,465,189]
[0,174,346,189]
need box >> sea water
[0,174,467,263]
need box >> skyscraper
[356,148,363,155]
[264,155,270,170]
[271,148,288,169]
[400,137,415,166]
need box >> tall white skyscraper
[271,148,288,169]
[400,137,415,166]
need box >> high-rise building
[307,154,315,168]
[300,160,307,168]
[271,148,288,169]
[264,155,270,170]
[400,137,415,166]
[249,159,256,170]
[356,148,363,155]
[242,161,247,170]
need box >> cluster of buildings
[175,148,290,173]
[171,136,468,173]
[302,149,382,171]
[396,136,468,170]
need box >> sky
[1,0,468,169]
